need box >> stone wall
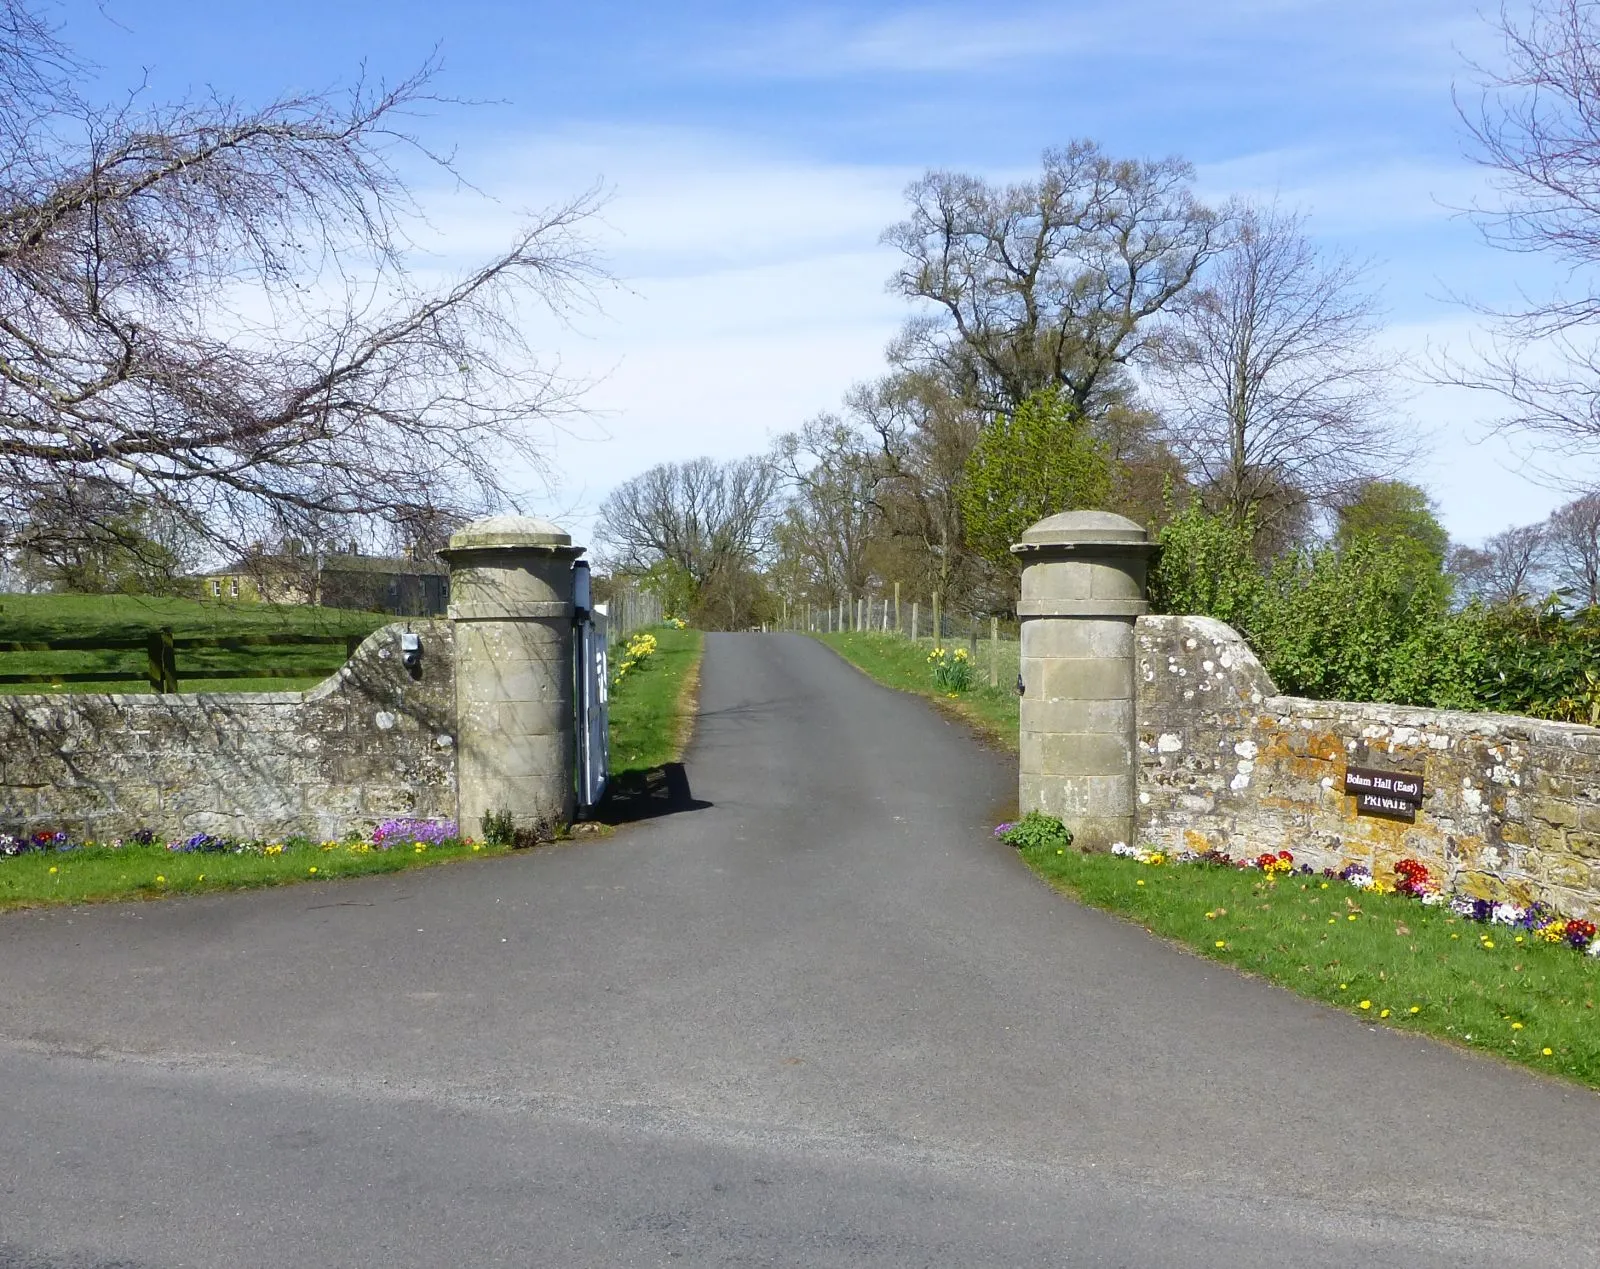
[0,621,457,843]
[1136,614,1600,921]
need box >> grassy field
[818,631,1020,746]
[608,625,704,778]
[1021,844,1600,1089]
[0,592,388,694]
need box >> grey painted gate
[572,561,609,813]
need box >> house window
[211,579,221,597]
[229,577,240,598]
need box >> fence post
[1013,511,1156,851]
[911,601,919,642]
[932,593,941,644]
[441,515,584,836]
[146,628,178,694]
[894,582,901,633]
[990,616,999,687]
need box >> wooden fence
[0,630,365,693]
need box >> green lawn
[608,625,704,777]
[0,592,388,693]
[1022,844,1600,1089]
[818,631,1020,747]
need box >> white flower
[1490,902,1521,926]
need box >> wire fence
[773,592,1021,690]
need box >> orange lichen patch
[1183,828,1219,854]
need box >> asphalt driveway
[0,632,1596,1266]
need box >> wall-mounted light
[400,630,422,676]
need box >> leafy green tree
[958,389,1111,570]
[1334,480,1449,563]
[1148,498,1265,633]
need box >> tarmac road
[1,632,1597,1267]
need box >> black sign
[1355,792,1417,823]
[1344,765,1424,804]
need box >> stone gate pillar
[441,515,583,837]
[1012,511,1157,850]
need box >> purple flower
[373,818,457,848]
[992,822,1016,838]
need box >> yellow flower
[1136,879,1145,886]
[1319,882,1329,889]
[1408,1005,1420,1014]
[198,875,204,881]
[472,843,482,852]
[1205,911,1216,919]
[1328,918,1336,924]
[1359,1000,1371,1010]
[1339,983,1347,990]
[1483,939,1495,949]
[1543,1048,1554,1056]
[1347,914,1358,921]
[155,875,166,884]
[1214,940,1226,948]
[308,866,318,874]
[1379,1009,1390,1018]
[48,866,57,874]
[1511,1021,1523,1030]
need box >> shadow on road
[594,762,712,825]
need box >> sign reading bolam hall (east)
[1344,765,1425,823]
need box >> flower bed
[1095,841,1600,959]
[2,817,467,860]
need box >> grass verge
[1021,844,1600,1089]
[608,625,704,778]
[818,630,1600,1088]
[0,838,511,912]
[817,631,1019,747]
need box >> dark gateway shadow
[592,762,712,825]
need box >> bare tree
[0,0,603,572]
[1544,492,1600,605]
[1154,202,1408,542]
[595,457,782,625]
[849,373,994,611]
[883,142,1221,418]
[770,415,884,606]
[1446,1,1600,465]
[1451,523,1549,604]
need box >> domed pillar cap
[1011,510,1154,558]
[440,514,584,561]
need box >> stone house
[197,545,447,616]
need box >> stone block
[1033,658,1133,702]
[1023,620,1133,661]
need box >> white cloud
[396,127,914,542]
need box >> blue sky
[56,0,1574,544]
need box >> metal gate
[572,561,609,813]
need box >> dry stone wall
[1135,615,1600,921]
[0,621,456,843]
